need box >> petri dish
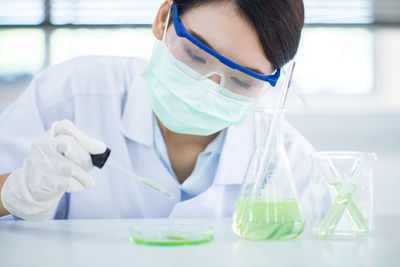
[129,223,213,246]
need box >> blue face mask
[141,40,258,136]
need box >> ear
[152,0,173,41]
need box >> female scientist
[0,0,313,221]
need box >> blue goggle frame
[171,3,280,87]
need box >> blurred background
[0,0,399,215]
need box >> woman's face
[155,1,274,79]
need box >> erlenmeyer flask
[232,108,305,241]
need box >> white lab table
[0,215,399,267]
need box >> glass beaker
[310,151,377,239]
[232,109,305,241]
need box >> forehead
[178,2,273,74]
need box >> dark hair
[173,0,304,70]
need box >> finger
[65,178,85,193]
[53,134,93,172]
[60,162,95,190]
[51,120,107,155]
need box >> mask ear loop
[161,2,173,43]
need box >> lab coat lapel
[120,61,153,148]
[214,113,255,185]
[69,74,150,218]
[119,64,181,217]
[101,66,154,218]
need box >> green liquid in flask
[232,198,305,241]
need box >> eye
[230,76,251,89]
[184,48,206,64]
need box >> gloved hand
[1,119,107,221]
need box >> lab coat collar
[120,61,154,148]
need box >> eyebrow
[188,29,267,75]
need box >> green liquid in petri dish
[232,198,305,241]
[129,224,214,246]
[130,235,213,246]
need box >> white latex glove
[1,120,107,221]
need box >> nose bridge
[200,71,225,87]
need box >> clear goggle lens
[166,25,273,99]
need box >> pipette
[251,61,296,199]
[90,148,175,200]
[277,61,296,110]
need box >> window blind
[0,0,45,25]
[304,0,373,24]
[50,0,163,25]
[0,0,399,26]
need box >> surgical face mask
[141,4,259,136]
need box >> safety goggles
[165,3,281,99]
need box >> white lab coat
[0,55,314,220]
